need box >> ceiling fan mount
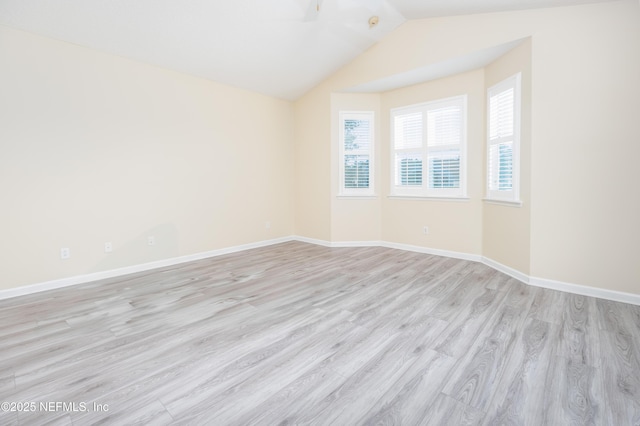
[305,0,325,21]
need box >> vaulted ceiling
[0,0,615,99]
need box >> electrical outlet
[60,247,70,259]
[423,226,429,235]
[105,242,113,253]
[147,236,155,246]
[265,221,271,229]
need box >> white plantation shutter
[427,104,462,190]
[488,143,513,190]
[391,96,466,197]
[429,151,460,189]
[396,152,422,186]
[345,118,371,151]
[394,113,422,149]
[344,154,369,188]
[394,112,423,187]
[489,88,514,140]
[339,112,374,195]
[427,106,462,147]
[487,74,521,202]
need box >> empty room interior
[1,0,639,424]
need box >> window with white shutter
[487,74,521,203]
[390,96,467,198]
[339,112,374,196]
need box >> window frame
[486,73,521,204]
[338,111,375,196]
[389,95,468,199]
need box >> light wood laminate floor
[1,241,639,425]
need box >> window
[487,73,521,203]
[339,111,374,196]
[390,96,467,198]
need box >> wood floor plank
[171,314,361,424]
[358,350,457,425]
[419,392,486,426]
[0,368,15,394]
[18,411,73,426]
[283,321,449,426]
[433,287,508,359]
[481,318,558,425]
[527,286,565,325]
[227,327,373,425]
[596,299,640,425]
[543,356,603,425]
[560,294,602,368]
[0,411,18,426]
[158,309,355,420]
[441,282,534,411]
[0,242,638,425]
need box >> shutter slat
[342,113,373,191]
[427,104,462,189]
[392,97,465,195]
[429,150,460,189]
[394,113,422,149]
[427,106,462,147]
[489,88,514,140]
[488,142,513,191]
[395,153,422,186]
[344,119,371,151]
[344,154,370,189]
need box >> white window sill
[337,194,378,199]
[483,198,523,207]
[387,195,470,202]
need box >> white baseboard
[292,237,481,262]
[2,235,639,307]
[382,241,482,262]
[292,236,382,248]
[331,240,382,248]
[529,276,640,306]
[0,236,295,301]
[291,236,334,247]
[292,236,383,248]
[482,255,640,306]
[481,256,530,284]
[296,238,640,306]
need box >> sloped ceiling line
[0,0,614,99]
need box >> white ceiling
[345,39,527,93]
[390,0,614,18]
[0,0,615,100]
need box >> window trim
[338,111,375,196]
[486,73,521,204]
[389,95,468,199]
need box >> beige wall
[0,26,294,289]
[380,70,485,255]
[293,83,332,241]
[528,1,640,293]
[330,93,382,242]
[296,0,640,294]
[2,1,639,296]
[483,39,532,274]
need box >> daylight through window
[390,96,467,198]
